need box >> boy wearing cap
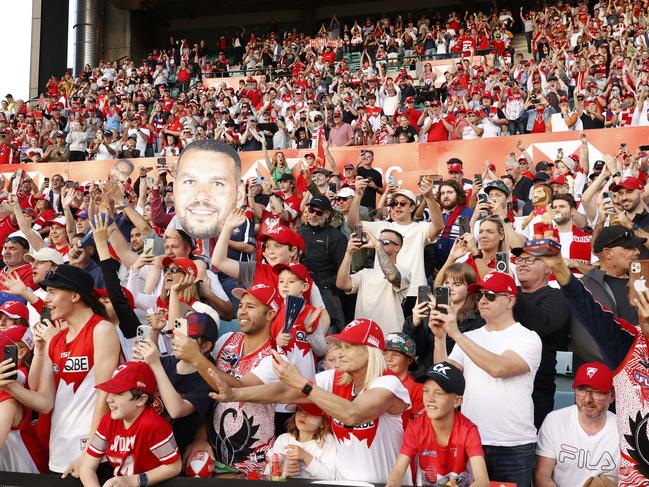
[384,333,424,426]
[535,362,619,487]
[80,361,181,487]
[386,362,488,487]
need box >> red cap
[94,288,135,309]
[328,318,385,350]
[0,301,29,321]
[2,325,34,350]
[431,100,441,107]
[568,154,580,162]
[482,91,492,99]
[405,96,415,103]
[448,163,463,173]
[610,176,644,192]
[294,403,325,417]
[572,362,613,393]
[258,226,304,252]
[272,263,311,282]
[549,174,568,185]
[559,96,569,102]
[43,215,67,227]
[304,152,316,159]
[468,271,518,297]
[232,283,281,312]
[96,361,157,395]
[161,257,198,276]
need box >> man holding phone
[431,271,542,487]
[336,229,410,334]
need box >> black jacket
[514,286,571,394]
[99,258,141,339]
[403,310,485,371]
[298,223,347,289]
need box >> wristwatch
[632,223,640,231]
[138,473,149,487]
[300,379,315,397]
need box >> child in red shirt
[384,333,424,429]
[386,362,489,487]
[80,361,181,487]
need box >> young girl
[264,403,336,480]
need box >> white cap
[392,189,417,204]
[336,187,356,198]
[24,247,65,266]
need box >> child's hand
[276,332,291,349]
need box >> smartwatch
[138,472,149,487]
[300,379,315,397]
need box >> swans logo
[586,367,598,379]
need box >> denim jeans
[483,442,535,487]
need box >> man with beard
[550,194,593,276]
[609,176,649,259]
[433,180,473,268]
[173,140,239,240]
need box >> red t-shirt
[87,407,179,476]
[401,374,424,424]
[401,411,484,485]
[0,216,18,245]
[1,263,37,291]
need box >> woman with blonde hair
[208,319,412,484]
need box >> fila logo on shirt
[64,356,90,372]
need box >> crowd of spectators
[1,0,649,165]
[1,1,649,487]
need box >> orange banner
[4,126,648,191]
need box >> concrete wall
[30,0,42,99]
[103,0,131,61]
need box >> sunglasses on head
[380,239,399,246]
[307,206,326,216]
[477,290,509,302]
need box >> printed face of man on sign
[174,140,240,239]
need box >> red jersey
[1,263,37,291]
[87,407,179,476]
[401,411,484,486]
[401,373,424,428]
[0,216,18,246]
[0,143,12,164]
[271,302,317,378]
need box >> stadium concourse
[1,1,649,487]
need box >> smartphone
[474,173,483,184]
[328,182,337,193]
[458,215,471,236]
[136,325,151,342]
[388,175,396,186]
[495,251,510,274]
[43,177,50,186]
[174,318,188,336]
[41,306,52,323]
[354,224,366,243]
[434,286,450,314]
[143,238,154,254]
[478,193,489,205]
[629,260,649,305]
[157,157,167,167]
[3,345,18,380]
[11,169,23,194]
[603,191,612,201]
[418,285,432,318]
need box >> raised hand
[90,213,111,244]
[224,208,248,230]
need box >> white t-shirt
[448,322,542,446]
[536,405,620,486]
[363,220,432,297]
[349,265,411,335]
[315,369,412,483]
[263,432,337,480]
[127,127,150,155]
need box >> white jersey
[0,430,39,473]
[536,405,619,486]
[449,322,541,446]
[315,369,412,484]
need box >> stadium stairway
[512,33,533,60]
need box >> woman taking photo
[208,319,411,484]
[403,262,485,371]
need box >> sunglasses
[334,197,351,202]
[477,290,509,302]
[307,206,326,216]
[164,266,184,274]
[380,239,399,246]
[600,229,635,249]
[391,200,410,208]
